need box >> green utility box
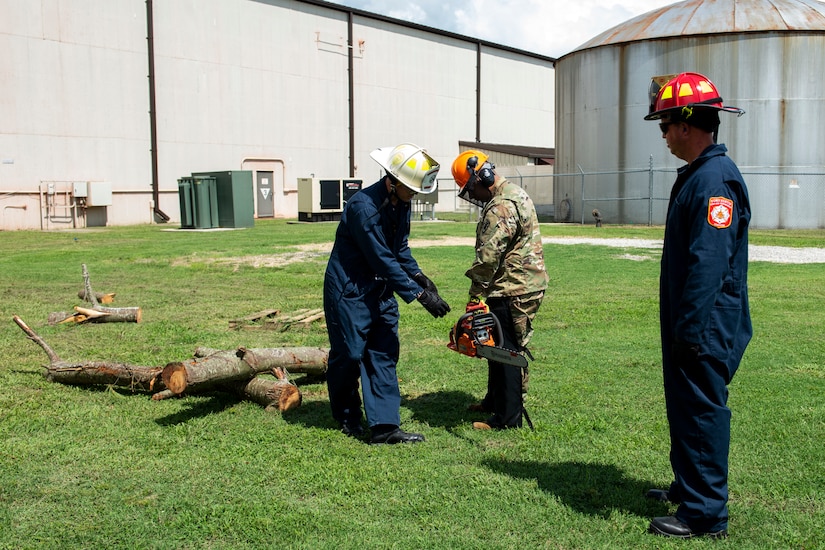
[191,170,254,228]
[178,178,195,228]
[178,176,219,229]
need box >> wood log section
[48,306,142,325]
[152,377,300,411]
[225,377,302,411]
[194,346,328,376]
[151,389,177,401]
[78,290,116,304]
[164,346,327,395]
[44,361,163,391]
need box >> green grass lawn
[0,220,822,549]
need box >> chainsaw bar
[475,343,528,368]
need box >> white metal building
[0,0,555,230]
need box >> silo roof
[572,0,825,53]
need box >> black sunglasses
[659,122,672,134]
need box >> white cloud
[324,0,675,57]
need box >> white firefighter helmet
[369,143,439,194]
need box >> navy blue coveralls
[323,179,425,429]
[660,143,752,532]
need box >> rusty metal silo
[554,0,825,228]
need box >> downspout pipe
[347,11,355,178]
[476,42,481,142]
[146,0,169,222]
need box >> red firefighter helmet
[645,72,744,122]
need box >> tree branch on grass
[13,315,311,412]
[48,264,141,325]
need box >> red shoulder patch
[707,196,733,229]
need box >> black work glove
[413,272,438,294]
[417,288,451,318]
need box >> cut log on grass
[161,350,261,395]
[44,360,164,391]
[48,305,142,325]
[78,290,116,304]
[239,346,328,376]
[194,346,328,376]
[76,305,141,323]
[151,389,177,401]
[224,377,302,412]
[48,264,141,325]
[164,346,326,395]
[154,377,300,411]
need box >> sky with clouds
[321,0,677,58]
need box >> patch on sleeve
[707,196,733,229]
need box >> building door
[256,171,274,218]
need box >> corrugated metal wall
[0,0,555,229]
[556,29,825,229]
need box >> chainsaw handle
[465,302,488,314]
[487,310,505,346]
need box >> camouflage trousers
[508,290,544,395]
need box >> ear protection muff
[466,155,496,188]
[477,161,495,187]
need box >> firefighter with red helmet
[644,72,752,539]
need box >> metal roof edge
[558,27,825,60]
[458,141,555,158]
[287,0,557,63]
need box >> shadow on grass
[279,390,481,437]
[154,392,242,426]
[484,458,667,519]
[282,399,339,431]
[404,390,481,429]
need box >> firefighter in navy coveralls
[644,72,752,539]
[324,143,451,445]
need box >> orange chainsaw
[447,302,528,368]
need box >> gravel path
[182,236,825,269]
[538,237,825,264]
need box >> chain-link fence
[429,164,825,229]
[565,165,825,229]
[429,169,556,221]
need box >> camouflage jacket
[466,178,548,298]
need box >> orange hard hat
[451,150,496,188]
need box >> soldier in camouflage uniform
[451,150,548,429]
